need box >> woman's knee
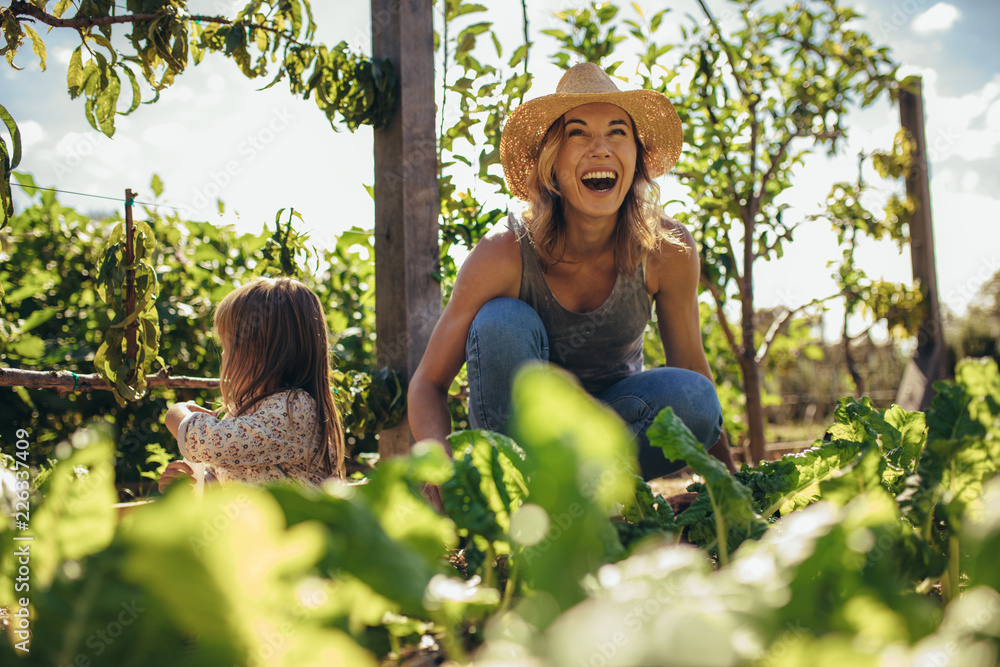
[629,368,722,447]
[679,372,723,447]
[467,298,547,355]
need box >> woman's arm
[408,229,522,452]
[647,221,738,473]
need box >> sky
[3,0,999,338]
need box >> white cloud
[923,74,1000,164]
[207,74,227,92]
[933,188,1000,315]
[52,47,74,66]
[17,120,45,149]
[142,122,194,149]
[911,3,961,35]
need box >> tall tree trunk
[741,203,767,464]
[740,350,767,465]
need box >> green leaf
[882,406,926,477]
[52,0,72,17]
[508,366,636,627]
[0,102,21,172]
[737,438,865,517]
[9,333,45,358]
[150,173,164,198]
[648,407,764,562]
[120,63,142,114]
[356,440,458,563]
[267,484,440,617]
[66,47,84,97]
[28,426,118,589]
[21,24,46,71]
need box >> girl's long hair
[214,277,345,479]
[522,114,685,273]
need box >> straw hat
[500,62,683,202]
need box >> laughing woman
[409,62,736,478]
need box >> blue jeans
[466,298,724,480]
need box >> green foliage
[436,0,531,284]
[93,216,162,404]
[0,1,396,223]
[4,361,1000,664]
[508,366,634,627]
[613,475,679,553]
[820,135,924,365]
[648,407,766,562]
[545,2,627,70]
[0,177,390,478]
[0,102,19,232]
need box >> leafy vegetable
[647,407,765,562]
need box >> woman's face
[553,102,637,225]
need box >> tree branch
[9,1,303,46]
[755,293,840,365]
[757,133,794,204]
[0,367,218,395]
[695,0,749,99]
[701,276,742,358]
[722,229,744,301]
[9,0,227,29]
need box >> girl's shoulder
[251,389,317,420]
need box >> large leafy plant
[5,359,999,665]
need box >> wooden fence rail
[0,368,218,395]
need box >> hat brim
[500,89,683,201]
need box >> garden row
[1,358,998,665]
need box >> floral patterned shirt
[177,389,329,487]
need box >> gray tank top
[509,214,652,394]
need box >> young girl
[158,277,345,491]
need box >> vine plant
[435,0,531,283]
[94,199,161,403]
[0,0,398,405]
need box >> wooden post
[895,76,947,410]
[371,0,440,458]
[124,188,138,382]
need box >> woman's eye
[610,128,627,136]
[568,128,584,137]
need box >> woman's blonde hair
[522,114,685,273]
[214,277,345,479]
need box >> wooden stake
[895,76,948,410]
[124,188,139,382]
[371,0,440,458]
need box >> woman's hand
[158,460,195,494]
[422,483,445,513]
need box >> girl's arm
[165,402,216,438]
[647,221,738,474]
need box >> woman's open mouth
[581,170,618,193]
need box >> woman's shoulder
[645,214,699,294]
[455,215,523,294]
[654,214,696,255]
[478,214,524,256]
